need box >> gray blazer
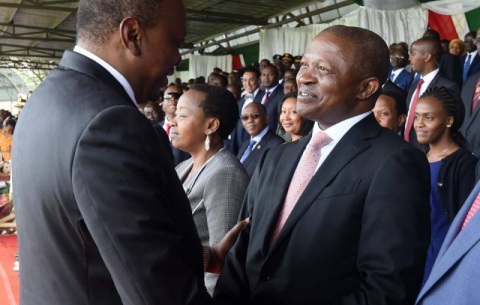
[176,148,249,296]
[416,181,480,304]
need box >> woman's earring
[447,125,452,128]
[205,130,212,151]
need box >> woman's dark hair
[278,92,314,138]
[419,86,467,152]
[5,119,16,133]
[189,84,239,140]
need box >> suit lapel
[268,115,376,256]
[244,131,271,167]
[464,79,480,128]
[258,137,309,257]
[418,182,480,302]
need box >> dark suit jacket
[12,51,210,305]
[461,53,480,81]
[406,72,460,148]
[461,71,480,157]
[253,86,284,133]
[237,129,284,177]
[393,69,411,92]
[214,114,431,305]
[440,52,463,87]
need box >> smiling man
[237,103,284,177]
[11,0,220,304]
[214,25,431,305]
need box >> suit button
[445,209,449,215]
[261,272,271,281]
[467,129,471,134]
[437,181,443,187]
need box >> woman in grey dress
[170,84,250,295]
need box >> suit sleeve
[72,106,209,305]
[337,147,431,305]
[213,149,270,304]
[455,154,478,214]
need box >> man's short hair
[212,74,228,87]
[243,102,267,115]
[423,29,441,41]
[77,0,163,45]
[189,84,239,139]
[414,37,442,62]
[263,64,279,77]
[322,25,390,87]
[242,66,260,79]
[381,81,407,116]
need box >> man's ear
[119,18,142,56]
[424,53,432,62]
[357,77,380,101]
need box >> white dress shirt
[404,68,439,128]
[465,50,478,67]
[74,46,138,106]
[300,111,371,174]
[242,88,260,111]
[261,84,280,105]
[250,126,269,150]
[390,68,405,82]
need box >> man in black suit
[237,103,284,177]
[230,66,262,154]
[11,0,242,304]
[461,71,480,157]
[404,37,460,148]
[214,25,430,305]
[461,30,480,82]
[254,65,284,133]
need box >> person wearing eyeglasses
[460,31,480,82]
[390,49,411,92]
[237,102,284,177]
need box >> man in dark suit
[461,71,480,157]
[11,0,241,304]
[237,103,284,177]
[390,49,411,92]
[421,29,463,87]
[254,65,284,133]
[404,37,460,148]
[460,31,480,82]
[230,66,262,154]
[214,25,430,305]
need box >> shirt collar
[392,67,405,76]
[251,126,269,143]
[421,68,439,83]
[265,83,280,94]
[74,46,138,106]
[312,111,371,143]
[467,50,478,58]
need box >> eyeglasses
[390,55,406,60]
[164,92,182,99]
[241,113,265,121]
[473,38,480,44]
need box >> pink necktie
[270,132,332,246]
[263,91,271,105]
[165,123,171,136]
[461,192,480,229]
[472,77,480,114]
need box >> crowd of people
[8,0,480,304]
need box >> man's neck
[421,65,436,77]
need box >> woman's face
[414,97,453,145]
[170,90,209,153]
[449,42,462,56]
[280,97,304,136]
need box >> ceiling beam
[0,22,76,35]
[0,43,66,53]
[187,17,265,26]
[186,9,268,25]
[0,2,77,12]
[0,34,75,43]
[181,0,354,55]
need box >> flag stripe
[428,10,459,40]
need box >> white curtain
[259,27,315,62]
[167,70,190,85]
[188,54,233,79]
[363,0,420,10]
[259,5,428,62]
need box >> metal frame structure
[0,0,358,70]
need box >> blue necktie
[413,73,421,83]
[463,54,472,82]
[240,140,256,163]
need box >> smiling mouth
[299,91,318,99]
